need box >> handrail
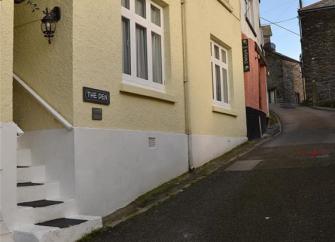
[13,73,73,131]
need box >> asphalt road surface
[92,106,335,242]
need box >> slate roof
[269,51,301,64]
[300,0,335,11]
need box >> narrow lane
[92,106,335,242]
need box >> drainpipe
[181,0,194,171]
[298,0,307,100]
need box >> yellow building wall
[12,0,244,137]
[184,0,247,137]
[13,0,73,130]
[13,0,185,133]
[0,0,14,122]
[72,0,185,133]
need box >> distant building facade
[262,25,305,105]
[241,0,269,140]
[299,0,335,103]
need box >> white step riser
[14,216,102,242]
[17,166,46,183]
[15,200,77,225]
[17,149,32,167]
[17,182,60,204]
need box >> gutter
[181,0,194,171]
[299,5,335,14]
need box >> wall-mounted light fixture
[41,7,61,44]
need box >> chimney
[261,25,276,51]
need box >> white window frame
[121,0,165,92]
[210,40,231,109]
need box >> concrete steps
[15,199,77,225]
[17,149,32,167]
[12,148,102,242]
[17,182,60,204]
[17,166,45,183]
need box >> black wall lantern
[41,7,61,44]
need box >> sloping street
[89,106,335,242]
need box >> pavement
[83,105,335,242]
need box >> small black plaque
[242,39,250,72]
[83,87,110,105]
[92,108,102,121]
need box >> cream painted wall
[13,82,62,130]
[72,0,185,133]
[0,0,14,122]
[184,0,247,137]
[13,0,73,130]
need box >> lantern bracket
[42,7,61,22]
[41,6,61,44]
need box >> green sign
[242,39,250,72]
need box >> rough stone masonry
[299,3,335,102]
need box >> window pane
[221,49,227,63]
[122,18,131,75]
[136,25,148,80]
[135,0,146,18]
[151,5,161,26]
[152,32,163,84]
[222,68,229,103]
[121,0,129,9]
[215,65,222,102]
[214,45,220,60]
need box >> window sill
[217,0,233,12]
[120,83,176,103]
[212,105,238,117]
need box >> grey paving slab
[225,160,262,171]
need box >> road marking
[225,160,262,171]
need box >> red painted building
[241,0,269,140]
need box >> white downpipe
[13,73,73,131]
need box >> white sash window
[210,41,230,108]
[122,0,165,91]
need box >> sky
[260,0,320,61]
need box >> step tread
[36,218,88,229]
[14,216,102,242]
[18,200,64,208]
[17,182,44,187]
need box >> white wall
[190,134,247,168]
[241,0,263,45]
[15,127,247,218]
[0,123,18,229]
[18,129,75,199]
[74,128,188,216]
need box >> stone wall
[300,8,335,102]
[266,51,304,104]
